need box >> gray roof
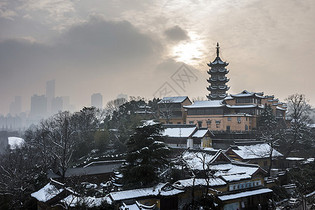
[158,96,188,104]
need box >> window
[245,124,248,131]
[189,121,194,124]
[228,117,232,121]
[206,120,211,126]
[198,121,202,127]
[226,126,230,132]
[177,122,181,124]
[237,117,241,123]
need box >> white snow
[173,178,226,189]
[184,100,224,108]
[192,129,208,138]
[218,188,272,201]
[109,183,183,201]
[158,96,188,104]
[230,144,283,160]
[62,194,111,207]
[212,163,259,182]
[162,127,196,138]
[31,182,64,202]
[8,137,24,149]
[226,104,258,109]
[182,151,261,182]
[286,157,304,161]
[140,120,158,127]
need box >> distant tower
[30,94,47,118]
[206,43,230,100]
[9,96,22,115]
[91,93,103,109]
[46,80,55,113]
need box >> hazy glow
[172,33,205,66]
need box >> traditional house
[48,160,123,184]
[175,149,272,209]
[31,179,110,209]
[161,124,214,149]
[109,183,185,210]
[158,96,192,124]
[225,143,283,170]
[185,90,286,132]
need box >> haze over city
[1,0,315,115]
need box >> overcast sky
[1,0,315,114]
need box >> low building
[109,183,185,210]
[158,96,192,124]
[175,149,273,209]
[161,124,214,149]
[184,90,286,132]
[225,143,283,170]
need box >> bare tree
[105,98,127,116]
[158,100,174,124]
[282,94,312,157]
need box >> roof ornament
[216,42,220,57]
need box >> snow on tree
[257,104,283,175]
[281,94,313,157]
[121,123,170,189]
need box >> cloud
[0,17,163,113]
[164,25,189,41]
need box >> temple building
[206,43,230,100]
[185,90,286,131]
[157,43,286,132]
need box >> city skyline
[1,0,315,115]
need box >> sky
[1,0,315,114]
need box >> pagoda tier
[206,43,230,100]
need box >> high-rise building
[46,80,55,114]
[51,97,63,114]
[30,94,47,119]
[91,93,103,109]
[9,96,22,115]
[206,43,230,100]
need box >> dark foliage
[121,123,170,189]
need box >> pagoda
[206,43,230,100]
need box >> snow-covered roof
[286,157,304,161]
[212,163,259,182]
[192,129,209,138]
[230,90,265,98]
[158,96,188,104]
[218,188,272,201]
[229,143,283,160]
[182,151,217,170]
[181,150,262,182]
[162,127,196,138]
[64,163,121,177]
[226,104,258,109]
[276,106,286,111]
[173,178,226,189]
[183,100,224,109]
[31,180,65,202]
[120,201,156,210]
[139,120,159,128]
[109,183,184,201]
[61,195,111,208]
[8,137,24,149]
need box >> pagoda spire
[216,42,220,57]
[206,43,230,100]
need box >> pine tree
[257,104,281,175]
[121,123,170,189]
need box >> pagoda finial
[216,42,220,57]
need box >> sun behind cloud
[171,32,205,67]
